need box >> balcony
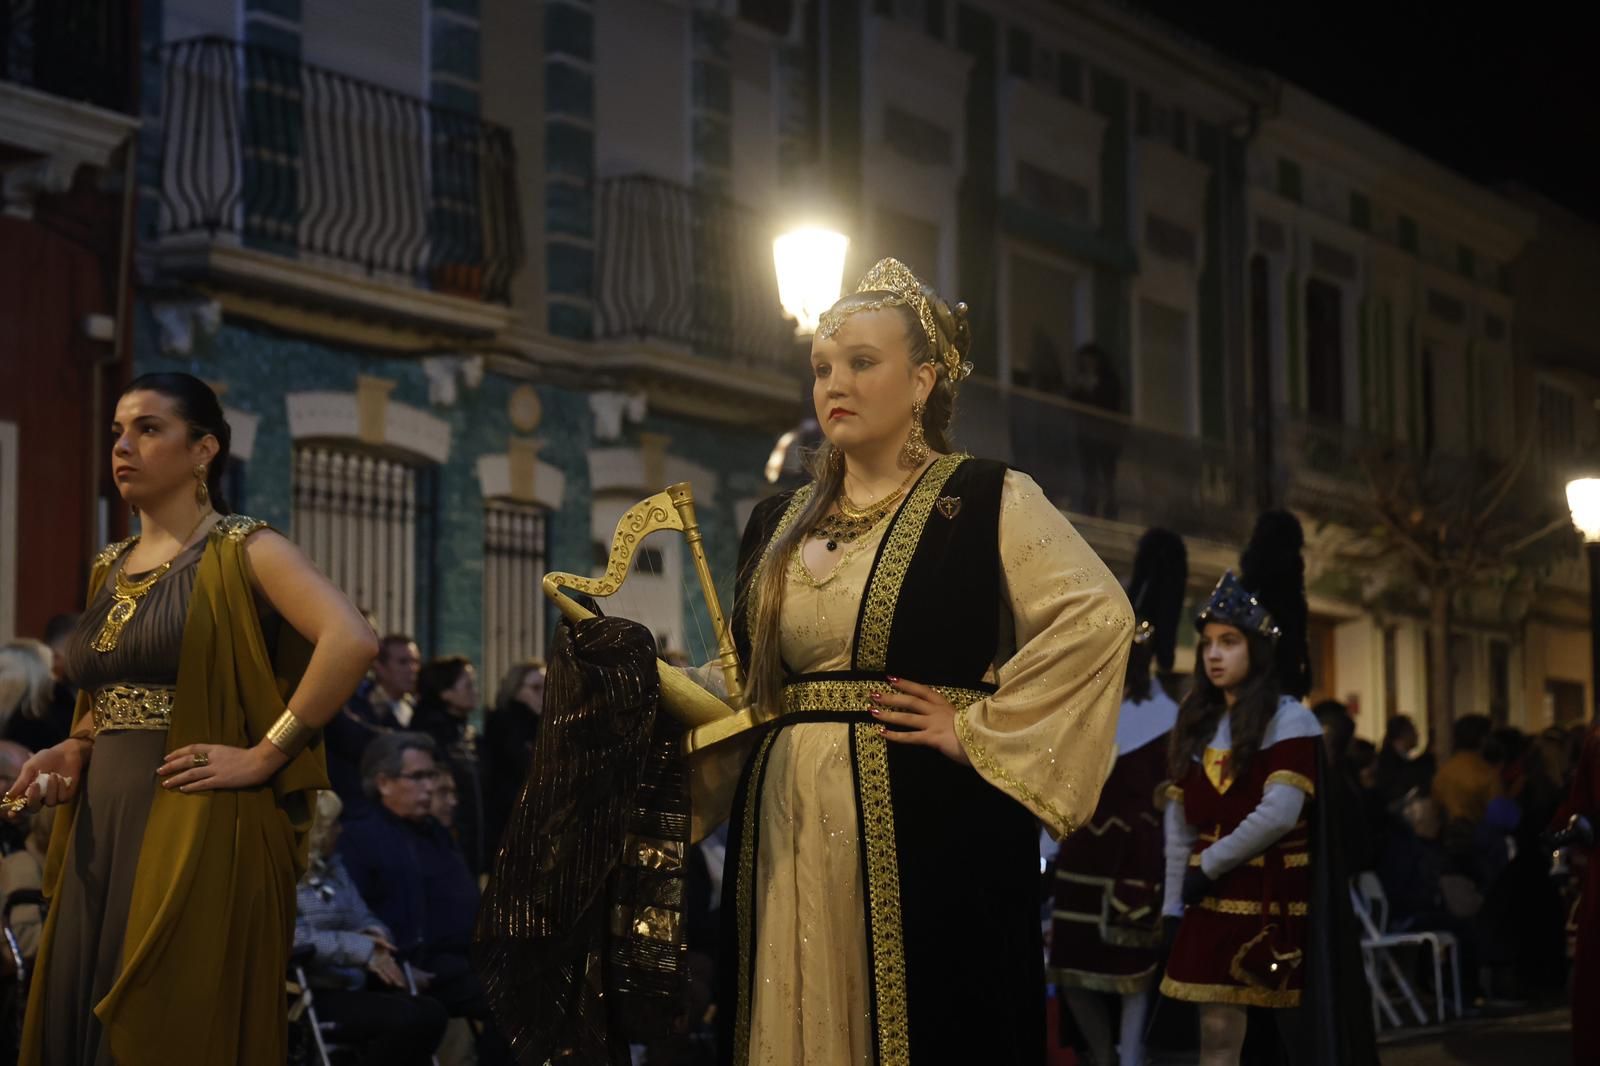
[591,175,799,424]
[959,380,1255,548]
[152,37,523,338]
[1,0,138,215]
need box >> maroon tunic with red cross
[1160,699,1321,1008]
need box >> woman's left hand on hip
[870,678,971,766]
[159,743,276,792]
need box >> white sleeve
[1163,798,1197,917]
[1197,783,1305,879]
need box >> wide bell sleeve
[954,471,1134,839]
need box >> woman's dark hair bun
[123,371,234,515]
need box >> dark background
[1130,2,1600,219]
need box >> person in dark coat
[411,656,487,876]
[324,634,420,810]
[482,659,544,862]
[338,731,510,1065]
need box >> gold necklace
[92,509,213,653]
[837,466,918,519]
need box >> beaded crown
[1195,570,1281,640]
[816,257,974,387]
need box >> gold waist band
[92,684,175,735]
[780,679,991,718]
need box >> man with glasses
[339,732,512,1064]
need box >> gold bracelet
[265,709,314,759]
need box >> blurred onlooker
[430,770,459,830]
[339,733,511,1064]
[482,659,544,863]
[294,791,448,1066]
[326,634,421,810]
[413,656,485,875]
[0,741,31,856]
[1068,342,1122,520]
[1433,714,1502,825]
[0,805,53,964]
[1314,700,1378,871]
[1375,714,1432,810]
[2,616,79,751]
[0,641,52,743]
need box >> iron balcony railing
[959,380,1255,546]
[156,36,523,303]
[0,0,133,111]
[594,175,793,368]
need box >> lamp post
[1566,477,1600,719]
[772,227,849,338]
[767,227,848,483]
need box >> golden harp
[541,482,758,754]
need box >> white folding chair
[1350,871,1463,1026]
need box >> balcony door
[1304,278,1344,423]
[1136,298,1193,434]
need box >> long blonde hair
[743,291,971,715]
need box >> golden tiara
[816,257,974,386]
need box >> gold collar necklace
[92,509,214,653]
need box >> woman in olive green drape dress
[3,373,376,1065]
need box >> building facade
[4,0,1592,741]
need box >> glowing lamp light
[772,228,849,337]
[1568,478,1600,543]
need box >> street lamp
[1566,477,1600,719]
[772,227,849,337]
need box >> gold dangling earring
[898,400,929,470]
[195,465,210,507]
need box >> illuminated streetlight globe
[772,228,849,337]
[1567,478,1600,543]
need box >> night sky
[1128,2,1600,221]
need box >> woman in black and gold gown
[685,259,1135,1066]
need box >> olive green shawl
[23,516,330,1065]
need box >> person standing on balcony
[1159,512,1375,1066]
[681,258,1134,1065]
[326,633,421,811]
[1069,343,1123,520]
[2,372,378,1066]
[1049,527,1186,1066]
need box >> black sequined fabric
[474,615,689,1065]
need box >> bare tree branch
[1501,515,1573,558]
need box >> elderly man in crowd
[338,732,511,1064]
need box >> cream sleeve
[953,470,1134,839]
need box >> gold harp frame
[541,482,756,753]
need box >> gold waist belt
[92,684,175,735]
[779,679,991,718]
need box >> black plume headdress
[1238,509,1311,700]
[1126,527,1188,673]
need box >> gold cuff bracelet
[266,709,314,759]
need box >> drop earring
[898,400,929,469]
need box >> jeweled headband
[816,257,974,387]
[1196,571,1281,641]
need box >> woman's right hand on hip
[2,738,89,817]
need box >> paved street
[1379,1009,1571,1066]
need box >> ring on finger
[192,751,210,768]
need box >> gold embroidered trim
[1158,974,1302,1008]
[1265,769,1316,796]
[1081,815,1133,836]
[743,489,813,653]
[1052,965,1158,995]
[1051,908,1102,924]
[955,706,1078,838]
[855,721,910,1066]
[732,729,780,1066]
[854,453,966,670]
[91,536,138,573]
[1056,872,1113,887]
[1227,925,1304,990]
[1196,898,1308,916]
[91,684,175,736]
[780,679,988,717]
[213,514,269,542]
